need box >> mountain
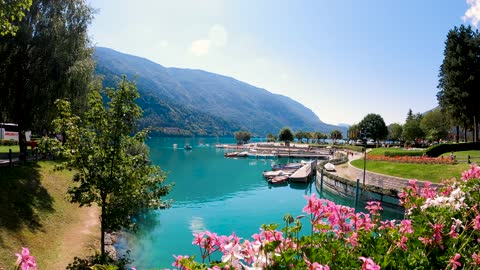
[94,47,346,136]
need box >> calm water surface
[116,137,400,269]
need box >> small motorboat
[224,152,239,157]
[184,144,193,150]
[269,175,289,184]
[237,151,249,157]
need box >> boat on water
[268,175,289,184]
[224,152,239,157]
[237,151,249,157]
[263,168,297,179]
[184,144,193,150]
[272,162,302,171]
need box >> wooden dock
[289,161,316,182]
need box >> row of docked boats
[263,160,316,185]
[224,151,276,159]
[224,151,249,157]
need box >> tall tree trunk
[474,116,478,143]
[464,124,468,142]
[456,126,460,143]
[100,191,106,259]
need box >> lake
[116,137,400,269]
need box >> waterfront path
[329,151,436,192]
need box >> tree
[437,25,480,143]
[348,124,360,140]
[358,114,388,143]
[278,127,294,145]
[53,78,172,259]
[0,0,32,36]
[0,0,94,154]
[420,109,449,142]
[266,133,276,142]
[312,131,322,143]
[388,123,403,141]
[330,130,343,143]
[234,130,251,144]
[402,110,424,143]
[295,131,305,143]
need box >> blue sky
[89,0,479,126]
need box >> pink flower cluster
[461,164,480,181]
[15,247,37,270]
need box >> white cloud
[209,24,228,47]
[463,0,480,27]
[189,39,211,56]
[188,24,228,56]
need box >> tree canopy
[358,113,388,142]
[330,130,343,142]
[0,0,32,36]
[53,77,172,258]
[420,109,449,142]
[437,24,480,142]
[234,130,252,144]
[278,127,294,143]
[0,0,94,152]
[402,109,424,142]
[387,123,403,141]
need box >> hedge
[0,139,18,146]
[425,142,480,157]
[384,150,424,157]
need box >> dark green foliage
[0,139,18,146]
[330,129,343,142]
[234,130,251,144]
[54,78,172,258]
[0,0,32,36]
[402,110,424,142]
[388,123,403,141]
[425,142,480,157]
[358,114,388,141]
[94,47,347,136]
[0,0,94,153]
[437,25,480,142]
[278,127,294,143]
[266,133,276,142]
[66,252,131,270]
[383,150,424,157]
[420,109,450,141]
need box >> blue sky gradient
[89,0,477,126]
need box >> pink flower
[473,215,480,231]
[359,256,380,270]
[399,220,413,234]
[304,255,330,270]
[449,253,461,269]
[365,201,383,216]
[397,235,408,251]
[448,225,459,238]
[379,220,396,230]
[461,165,480,181]
[420,181,437,199]
[472,253,480,265]
[172,254,189,269]
[15,247,37,270]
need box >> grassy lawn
[0,161,99,269]
[441,150,480,163]
[0,144,20,153]
[351,159,470,183]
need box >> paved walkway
[329,151,434,192]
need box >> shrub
[426,142,480,157]
[384,150,424,157]
[0,139,18,146]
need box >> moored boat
[224,152,239,157]
[184,144,192,150]
[269,175,289,184]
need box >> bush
[0,139,18,146]
[425,142,480,157]
[384,150,424,157]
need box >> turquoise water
[116,137,400,269]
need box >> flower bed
[367,154,456,164]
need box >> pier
[218,142,332,159]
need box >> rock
[105,245,117,260]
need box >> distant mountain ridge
[94,47,346,136]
